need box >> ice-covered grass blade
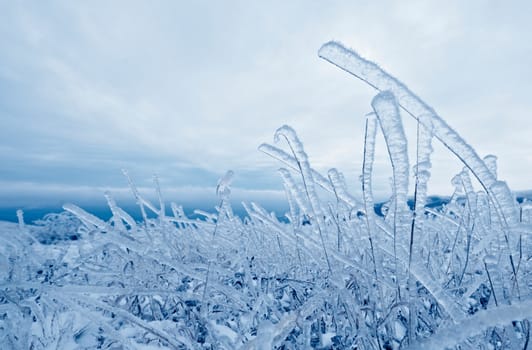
[318,41,519,227]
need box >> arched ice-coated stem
[318,41,519,229]
[258,143,363,211]
[274,125,332,273]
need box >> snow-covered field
[1,42,531,349]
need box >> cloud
[0,180,287,212]
[0,0,531,210]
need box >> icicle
[318,41,519,225]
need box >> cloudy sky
[1,1,531,212]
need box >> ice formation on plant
[0,41,530,349]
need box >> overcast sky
[1,1,531,211]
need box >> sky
[1,1,531,215]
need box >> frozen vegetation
[1,41,531,349]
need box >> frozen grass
[1,42,531,349]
